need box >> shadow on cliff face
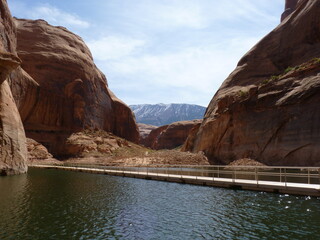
[182,0,320,166]
[0,0,28,175]
[8,18,139,156]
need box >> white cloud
[10,3,90,29]
[88,36,146,61]
[139,1,207,29]
[30,5,90,28]
[118,0,282,32]
[95,34,259,106]
[9,0,284,106]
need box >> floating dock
[30,165,320,197]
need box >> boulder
[184,0,320,166]
[27,138,53,160]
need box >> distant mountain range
[130,103,206,126]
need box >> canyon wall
[184,0,320,166]
[9,18,139,156]
[281,0,299,21]
[0,0,27,175]
[144,120,202,150]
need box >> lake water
[0,168,319,240]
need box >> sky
[8,0,284,107]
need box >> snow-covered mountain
[130,103,206,126]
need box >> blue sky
[9,0,284,107]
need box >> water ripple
[0,169,320,239]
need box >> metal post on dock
[255,167,258,185]
[319,168,320,189]
[285,168,287,187]
[308,168,310,184]
[232,170,235,183]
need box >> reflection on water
[0,168,319,239]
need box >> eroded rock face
[143,125,168,149]
[64,130,130,157]
[0,1,28,175]
[10,18,139,155]
[145,120,202,150]
[184,0,320,166]
[27,138,53,160]
[281,0,299,21]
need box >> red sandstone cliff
[144,120,202,150]
[0,0,28,175]
[184,0,320,166]
[9,18,139,156]
[281,0,299,21]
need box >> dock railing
[29,163,320,187]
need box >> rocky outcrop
[10,18,139,155]
[181,122,202,152]
[281,0,299,22]
[27,138,53,160]
[143,125,168,149]
[0,1,28,175]
[64,130,131,157]
[184,0,320,166]
[145,120,202,150]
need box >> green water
[0,168,319,239]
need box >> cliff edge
[10,18,139,156]
[183,0,320,166]
[0,0,28,175]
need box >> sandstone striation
[0,0,28,175]
[145,120,202,150]
[10,18,139,155]
[184,0,320,166]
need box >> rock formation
[64,130,131,157]
[10,18,139,156]
[0,0,28,175]
[27,138,53,160]
[184,0,320,166]
[281,0,299,22]
[142,125,169,149]
[144,120,202,150]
